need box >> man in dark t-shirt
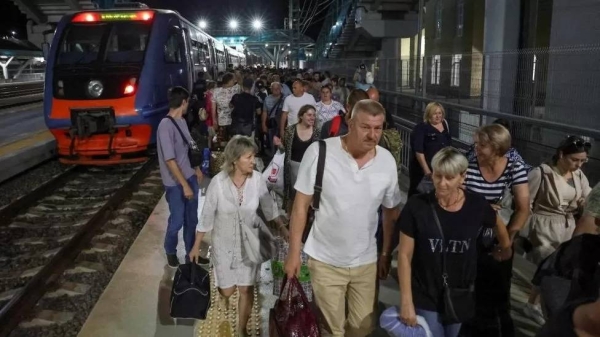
[230,78,261,137]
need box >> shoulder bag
[301,140,326,243]
[237,178,277,264]
[429,196,475,324]
[166,116,203,168]
[267,97,284,129]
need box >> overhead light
[229,19,238,30]
[199,20,207,29]
[252,19,263,30]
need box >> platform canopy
[0,38,43,58]
[242,29,314,65]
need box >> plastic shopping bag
[263,150,285,196]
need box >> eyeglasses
[564,136,592,151]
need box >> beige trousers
[307,257,377,337]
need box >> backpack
[329,115,343,137]
[533,234,600,317]
[379,128,403,179]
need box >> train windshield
[57,22,151,65]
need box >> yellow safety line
[0,130,54,157]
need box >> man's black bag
[170,263,211,320]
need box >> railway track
[0,159,164,337]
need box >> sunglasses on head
[564,136,592,151]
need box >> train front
[45,10,158,165]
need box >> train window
[164,33,182,64]
[105,22,150,63]
[57,24,106,65]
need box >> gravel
[0,160,70,209]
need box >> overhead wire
[301,0,334,33]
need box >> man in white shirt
[280,79,317,139]
[284,99,402,337]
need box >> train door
[207,39,217,79]
[181,27,195,91]
[163,26,188,89]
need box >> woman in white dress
[189,135,282,337]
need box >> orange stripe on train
[50,96,138,119]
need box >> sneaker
[522,303,546,325]
[166,254,180,268]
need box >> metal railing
[316,49,600,184]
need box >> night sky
[0,0,325,41]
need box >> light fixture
[252,19,263,30]
[199,20,207,29]
[229,19,238,30]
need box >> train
[44,8,247,165]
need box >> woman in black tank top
[282,104,320,212]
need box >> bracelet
[381,252,390,257]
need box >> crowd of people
[154,65,600,337]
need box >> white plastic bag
[262,150,285,196]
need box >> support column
[13,58,34,80]
[0,57,15,80]
[482,0,521,123]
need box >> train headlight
[87,80,103,98]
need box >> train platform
[0,103,54,184]
[77,170,542,337]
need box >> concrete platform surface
[78,194,196,337]
[0,104,54,183]
[78,173,542,337]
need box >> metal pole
[416,0,424,95]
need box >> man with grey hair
[285,99,402,336]
[262,81,286,156]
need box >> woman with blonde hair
[397,147,511,336]
[189,135,284,337]
[461,123,530,336]
[408,102,452,196]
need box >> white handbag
[229,178,276,265]
[240,217,276,265]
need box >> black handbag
[429,197,475,324]
[169,262,211,320]
[167,116,203,168]
[302,140,326,243]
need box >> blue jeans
[164,175,198,258]
[416,309,461,337]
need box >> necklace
[436,190,463,209]
[231,176,247,205]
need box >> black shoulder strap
[166,116,188,144]
[313,140,326,210]
[429,196,448,283]
[269,97,283,118]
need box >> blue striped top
[464,157,529,202]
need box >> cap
[584,182,600,219]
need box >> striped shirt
[464,157,529,202]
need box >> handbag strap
[166,116,190,145]
[428,195,449,286]
[269,97,283,119]
[312,140,327,210]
